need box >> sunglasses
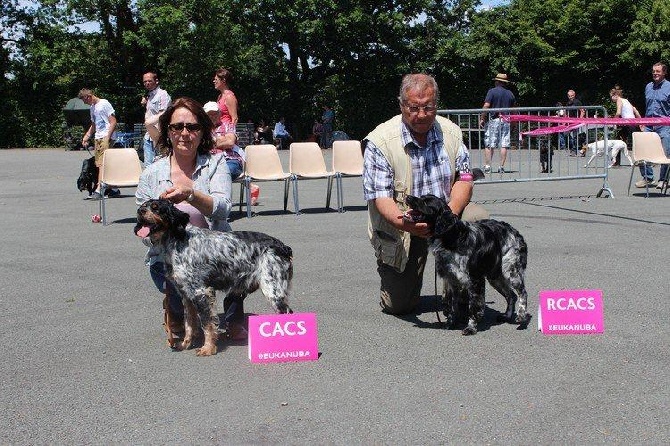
[168,122,203,132]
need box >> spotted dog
[404,194,530,335]
[135,199,293,356]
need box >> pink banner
[248,313,319,364]
[538,289,604,335]
[521,123,583,136]
[502,114,670,126]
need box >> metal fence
[439,106,615,198]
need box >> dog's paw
[462,321,478,335]
[174,339,192,351]
[443,312,456,329]
[515,312,530,327]
[195,345,217,356]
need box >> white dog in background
[581,139,633,168]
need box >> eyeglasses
[403,103,437,114]
[168,122,203,133]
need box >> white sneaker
[657,181,666,190]
[484,165,491,174]
[498,166,505,173]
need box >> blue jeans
[226,160,243,179]
[558,133,566,150]
[638,127,670,181]
[143,137,155,167]
[149,262,244,326]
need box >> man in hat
[479,73,516,173]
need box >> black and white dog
[404,194,530,335]
[135,199,293,356]
[76,156,98,195]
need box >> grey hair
[398,74,439,104]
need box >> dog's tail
[519,236,528,270]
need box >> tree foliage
[1,0,669,147]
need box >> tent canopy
[63,98,91,127]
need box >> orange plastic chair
[332,140,364,212]
[99,148,143,225]
[240,144,292,218]
[289,142,335,214]
[628,132,670,197]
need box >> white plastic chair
[628,132,670,197]
[99,148,143,225]
[240,144,292,218]
[289,142,335,214]
[331,140,363,212]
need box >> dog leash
[434,266,442,324]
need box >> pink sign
[538,289,604,334]
[248,313,319,364]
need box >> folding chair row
[238,140,364,218]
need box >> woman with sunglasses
[135,97,247,343]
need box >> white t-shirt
[620,98,635,119]
[90,99,115,139]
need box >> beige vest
[366,115,462,272]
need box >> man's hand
[398,215,431,238]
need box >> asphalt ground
[0,147,668,445]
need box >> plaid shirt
[363,120,470,202]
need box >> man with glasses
[362,73,488,315]
[141,71,171,166]
[79,87,119,200]
[479,73,516,173]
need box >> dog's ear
[169,203,190,229]
[432,206,456,235]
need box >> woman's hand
[160,186,193,203]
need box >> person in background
[255,119,273,144]
[479,73,516,173]
[273,116,292,150]
[203,101,245,180]
[311,119,323,146]
[79,87,119,200]
[556,102,566,151]
[213,67,238,134]
[141,71,171,166]
[609,85,641,166]
[362,73,488,315]
[135,97,247,341]
[566,89,585,156]
[636,62,670,189]
[321,104,335,149]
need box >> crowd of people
[78,61,668,345]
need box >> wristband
[459,172,473,182]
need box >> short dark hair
[215,67,233,85]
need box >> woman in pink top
[213,67,238,132]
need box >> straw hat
[493,73,510,83]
